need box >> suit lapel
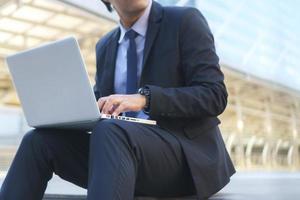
[140,1,163,86]
[100,29,120,97]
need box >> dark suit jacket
[93,1,235,199]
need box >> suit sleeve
[146,8,228,119]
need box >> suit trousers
[0,119,196,200]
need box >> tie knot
[125,29,138,40]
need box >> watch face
[138,87,150,96]
[138,88,143,94]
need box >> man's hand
[98,94,146,116]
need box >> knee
[91,120,126,142]
[20,129,46,150]
[92,120,118,136]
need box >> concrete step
[43,195,196,200]
[43,194,86,200]
[3,172,300,200]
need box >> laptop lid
[6,37,100,128]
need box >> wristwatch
[138,87,151,113]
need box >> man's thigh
[32,128,90,188]
[93,120,195,197]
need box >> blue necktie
[125,29,138,117]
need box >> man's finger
[98,97,107,112]
[112,103,127,116]
[102,100,113,114]
[102,97,120,114]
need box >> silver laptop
[6,37,156,130]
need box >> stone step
[43,195,197,200]
[43,194,86,200]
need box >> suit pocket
[183,117,221,139]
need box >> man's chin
[125,7,147,17]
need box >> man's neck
[118,5,149,29]
[120,14,143,29]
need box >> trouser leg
[0,128,90,200]
[1,119,195,200]
[0,129,53,200]
[88,120,137,200]
[87,119,195,200]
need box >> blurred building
[0,0,300,177]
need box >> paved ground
[1,172,300,199]
[210,172,300,200]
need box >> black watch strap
[138,87,151,113]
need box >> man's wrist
[137,94,147,108]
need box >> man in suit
[0,0,235,199]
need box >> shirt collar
[118,0,152,44]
